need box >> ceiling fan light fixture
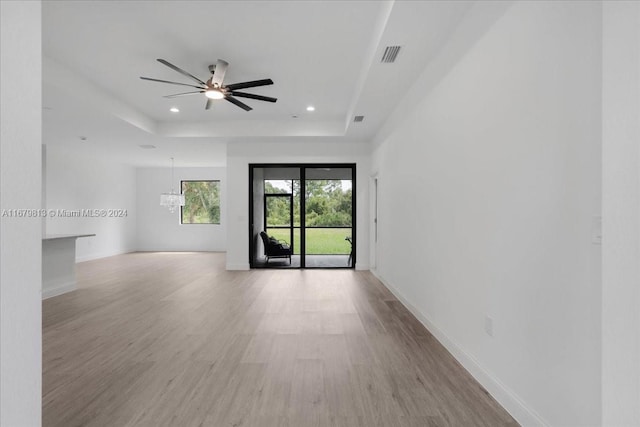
[141,59,276,111]
[205,89,224,100]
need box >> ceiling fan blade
[211,59,229,87]
[163,91,205,98]
[140,76,206,90]
[205,98,213,110]
[225,95,252,111]
[230,91,277,103]
[225,79,274,91]
[157,59,206,86]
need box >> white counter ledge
[43,233,96,241]
[42,233,95,299]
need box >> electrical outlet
[484,316,493,337]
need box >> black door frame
[249,163,356,269]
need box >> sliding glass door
[249,164,355,269]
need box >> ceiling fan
[140,59,276,111]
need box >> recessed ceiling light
[306,106,315,112]
[169,107,180,113]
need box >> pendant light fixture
[160,157,185,213]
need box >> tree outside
[264,180,352,227]
[181,181,220,224]
[264,179,352,254]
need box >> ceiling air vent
[381,46,401,63]
[138,144,156,149]
[354,115,365,123]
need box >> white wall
[602,1,640,425]
[136,167,226,251]
[226,141,369,270]
[0,1,43,425]
[45,146,137,261]
[371,2,602,426]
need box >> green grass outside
[182,214,219,224]
[266,228,352,255]
[181,210,219,224]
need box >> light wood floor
[43,252,517,427]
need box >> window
[180,180,221,224]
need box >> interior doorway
[249,164,356,269]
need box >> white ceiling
[42,0,474,167]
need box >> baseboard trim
[370,269,549,427]
[355,262,370,271]
[226,263,250,271]
[42,281,75,300]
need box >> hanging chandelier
[160,157,185,213]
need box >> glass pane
[266,196,291,226]
[265,179,292,194]
[181,181,220,224]
[304,228,352,255]
[304,179,352,227]
[293,180,301,227]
